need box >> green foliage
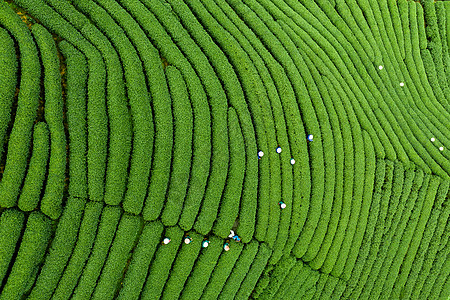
[92,214,142,300]
[59,41,88,199]
[140,226,185,299]
[389,176,440,299]
[73,0,153,213]
[401,180,448,299]
[379,171,428,299]
[190,0,276,243]
[0,212,52,300]
[160,66,192,226]
[236,244,272,299]
[2,0,450,298]
[117,221,163,300]
[212,107,245,238]
[180,235,223,299]
[161,232,202,300]
[0,2,40,209]
[218,240,259,299]
[72,206,122,300]
[54,0,132,206]
[28,197,86,300]
[143,0,229,234]
[201,241,244,299]
[13,0,109,202]
[0,209,25,287]
[271,259,303,299]
[0,27,17,164]
[410,181,450,300]
[32,23,66,219]
[293,267,320,299]
[124,0,212,224]
[53,201,103,299]
[17,122,50,212]
[258,255,296,299]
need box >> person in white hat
[258,151,264,159]
[279,201,286,209]
[162,238,171,245]
[202,240,210,248]
[307,134,313,142]
[184,236,192,244]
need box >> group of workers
[258,134,313,162]
[161,229,241,251]
[161,135,313,251]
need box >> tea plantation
[0,0,449,298]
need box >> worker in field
[307,134,313,142]
[229,230,241,242]
[202,239,210,248]
[258,150,264,159]
[162,237,171,245]
[184,235,192,244]
[279,201,286,209]
[223,241,230,251]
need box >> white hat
[378,65,383,70]
[224,244,230,251]
[258,151,264,157]
[290,158,295,165]
[163,238,171,245]
[431,137,436,142]
[439,146,444,151]
[276,147,282,153]
[202,240,209,248]
[400,82,404,87]
[280,202,286,209]
[307,134,313,141]
[184,237,191,244]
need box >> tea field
[0,0,449,299]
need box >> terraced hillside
[0,0,449,298]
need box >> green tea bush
[140,225,184,299]
[92,214,142,300]
[0,2,40,209]
[218,240,259,299]
[28,197,86,300]
[72,206,122,300]
[160,232,202,300]
[180,235,223,299]
[117,221,162,299]
[0,209,25,287]
[201,242,244,299]
[151,0,229,236]
[0,212,51,300]
[17,122,49,212]
[161,66,192,226]
[32,24,66,219]
[212,108,245,238]
[53,201,103,299]
[123,0,212,224]
[0,27,17,164]
[13,0,109,202]
[59,41,88,199]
